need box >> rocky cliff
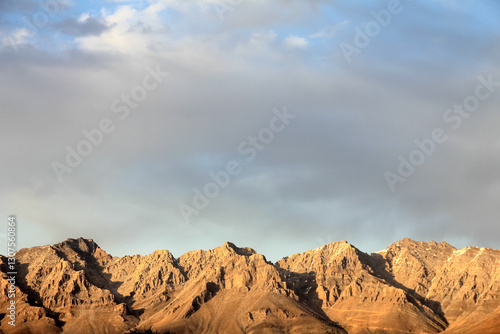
[1,238,499,334]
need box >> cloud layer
[1,0,500,260]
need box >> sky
[1,0,500,262]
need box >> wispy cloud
[284,35,308,49]
[310,20,350,39]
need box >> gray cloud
[0,0,39,12]
[1,0,500,261]
[55,17,110,36]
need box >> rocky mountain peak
[220,241,257,257]
[50,237,112,266]
[378,238,456,257]
[2,238,499,334]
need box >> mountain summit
[1,238,499,333]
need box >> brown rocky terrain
[1,237,499,333]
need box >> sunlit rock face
[1,237,499,334]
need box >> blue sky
[1,0,500,261]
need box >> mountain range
[1,237,499,334]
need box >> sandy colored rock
[0,237,498,333]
